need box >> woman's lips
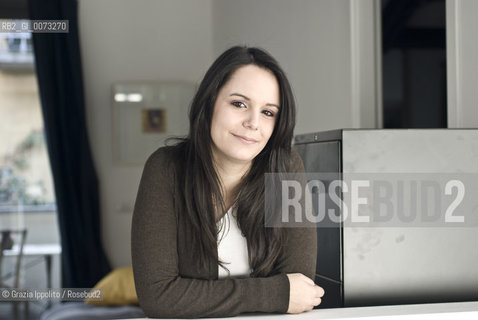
[232,134,258,144]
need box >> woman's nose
[243,111,259,130]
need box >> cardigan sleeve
[131,147,316,318]
[274,148,318,282]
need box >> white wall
[78,0,213,267]
[213,0,355,135]
[78,0,374,267]
[447,0,478,128]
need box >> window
[382,0,447,128]
[0,27,60,295]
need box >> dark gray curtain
[28,0,111,287]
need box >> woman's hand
[286,273,325,314]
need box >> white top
[217,206,251,279]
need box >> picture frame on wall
[111,81,196,165]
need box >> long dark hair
[174,46,296,277]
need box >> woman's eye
[262,110,275,117]
[231,101,246,108]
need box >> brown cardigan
[131,146,317,318]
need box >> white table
[3,243,61,289]
[125,301,478,320]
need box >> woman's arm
[131,148,291,318]
[275,149,322,313]
[275,148,317,280]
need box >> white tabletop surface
[3,243,61,256]
[125,301,478,320]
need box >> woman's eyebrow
[230,93,280,109]
[230,93,250,101]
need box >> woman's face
[210,64,280,166]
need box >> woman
[131,46,324,318]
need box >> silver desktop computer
[294,129,478,308]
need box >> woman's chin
[225,152,258,165]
